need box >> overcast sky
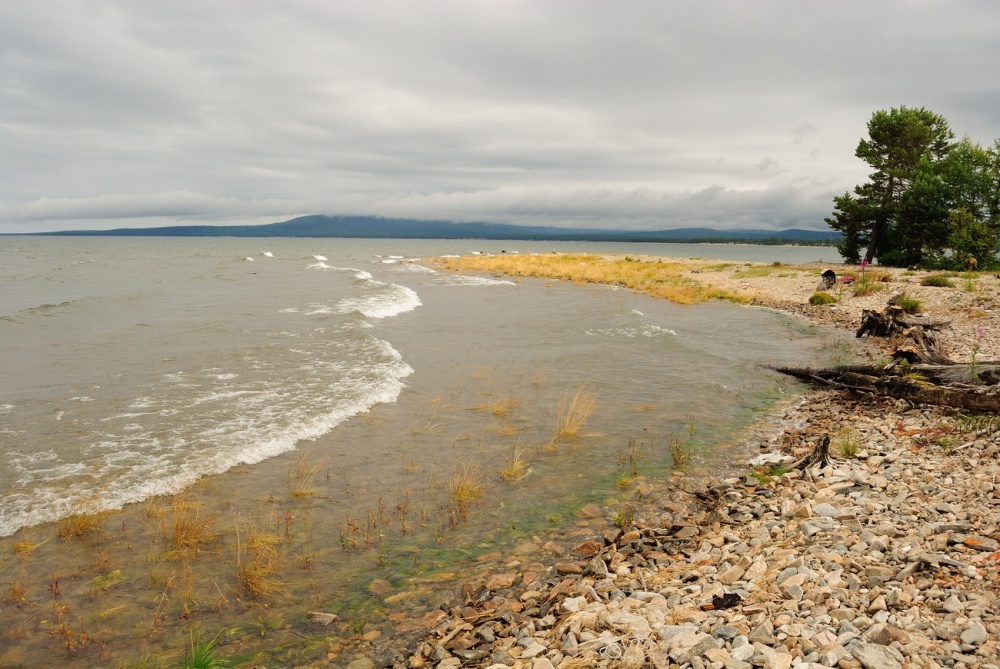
[2,1,999,234]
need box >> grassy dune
[431,253,746,304]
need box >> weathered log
[772,363,1000,412]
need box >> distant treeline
[17,214,842,246]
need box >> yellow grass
[56,510,109,540]
[287,453,326,498]
[447,465,486,515]
[499,441,530,482]
[554,385,598,440]
[159,496,218,550]
[235,526,286,600]
[430,253,741,304]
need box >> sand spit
[342,256,1000,669]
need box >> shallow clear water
[0,236,854,667]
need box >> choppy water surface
[0,236,853,667]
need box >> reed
[554,385,598,440]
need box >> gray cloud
[2,1,999,233]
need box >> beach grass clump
[490,395,520,417]
[160,496,218,550]
[499,442,529,482]
[852,274,884,297]
[809,291,837,305]
[182,628,225,669]
[667,435,691,468]
[553,385,598,441]
[447,465,486,516]
[12,530,49,554]
[833,429,861,458]
[893,293,922,314]
[287,453,325,498]
[235,527,285,600]
[921,274,954,288]
[56,509,109,540]
[614,505,635,529]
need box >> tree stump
[856,303,953,365]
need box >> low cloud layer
[2,1,999,233]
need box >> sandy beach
[380,255,1000,669]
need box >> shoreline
[382,256,1000,669]
[3,253,998,668]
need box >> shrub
[921,274,954,288]
[809,292,837,305]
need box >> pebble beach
[358,258,1000,669]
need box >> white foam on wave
[0,335,416,538]
[304,303,334,315]
[307,261,332,270]
[395,263,436,274]
[585,324,677,338]
[335,281,422,319]
[312,254,327,261]
[437,275,516,287]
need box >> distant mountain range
[20,215,841,244]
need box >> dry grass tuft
[447,465,486,516]
[287,453,326,498]
[554,385,599,440]
[160,496,218,550]
[499,442,530,482]
[490,395,520,417]
[235,527,286,600]
[12,530,49,554]
[56,509,109,540]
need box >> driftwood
[788,435,831,472]
[774,300,999,412]
[856,303,953,365]
[773,363,1000,412]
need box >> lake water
[0,236,842,537]
[0,236,851,666]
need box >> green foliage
[948,208,998,271]
[893,293,922,314]
[183,629,226,669]
[826,107,1000,267]
[809,291,837,305]
[921,274,954,288]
